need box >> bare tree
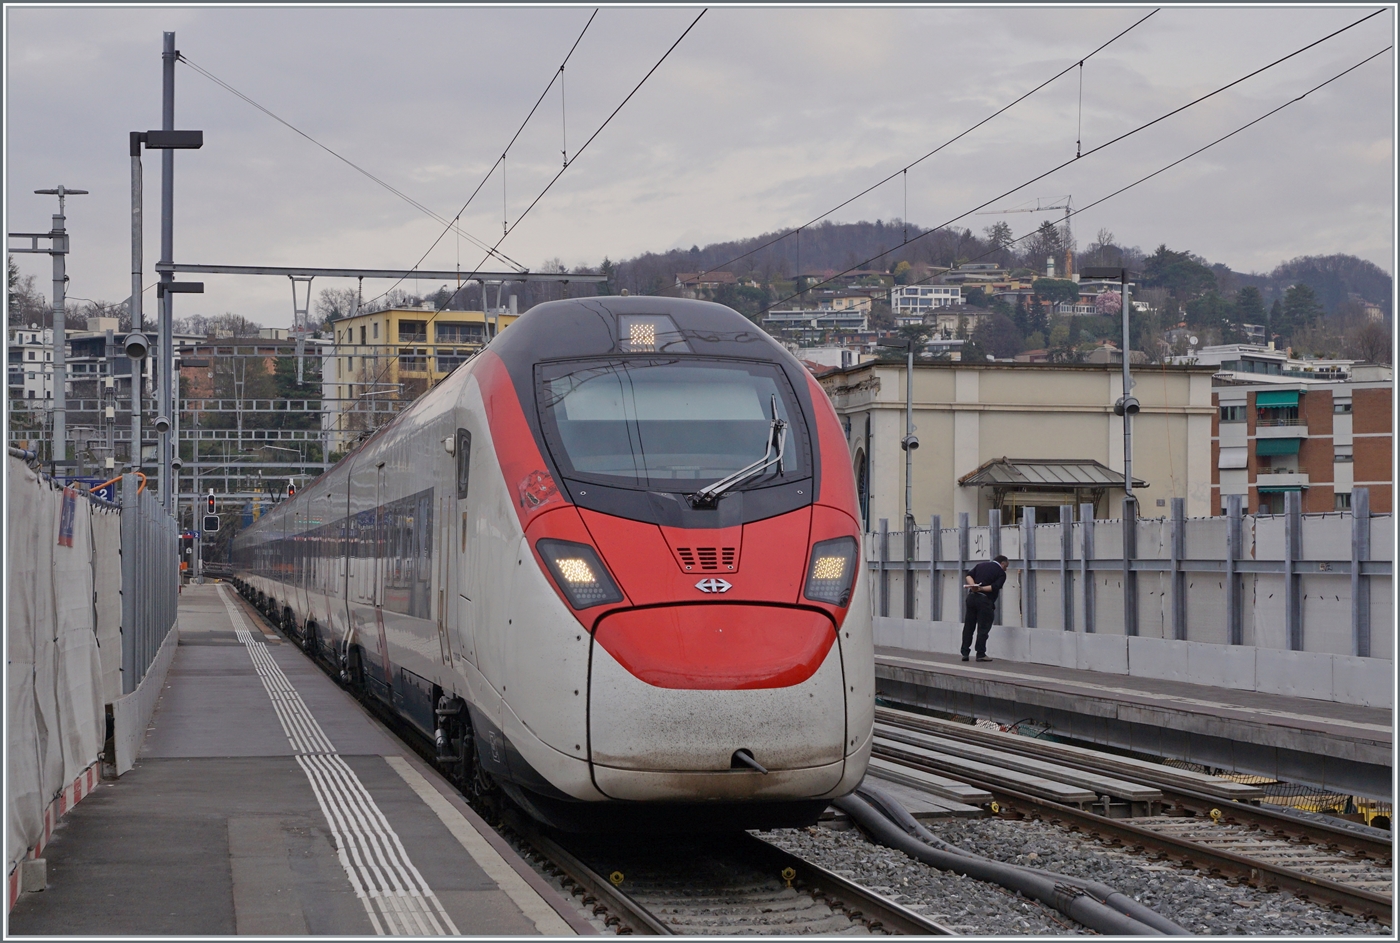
[7,255,47,326]
[316,287,360,323]
[1345,320,1392,364]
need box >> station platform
[875,645,1392,800]
[7,584,591,936]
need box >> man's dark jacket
[967,561,1006,602]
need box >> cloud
[6,6,1392,326]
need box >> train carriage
[232,296,873,830]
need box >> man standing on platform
[961,554,1008,662]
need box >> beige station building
[818,360,1219,529]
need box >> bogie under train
[232,296,873,830]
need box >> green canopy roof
[1256,438,1301,456]
[1255,390,1300,407]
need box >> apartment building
[7,326,54,401]
[890,284,963,316]
[322,305,518,452]
[1212,379,1392,514]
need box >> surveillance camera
[171,456,183,470]
[1113,396,1141,417]
[155,415,171,434]
[124,332,150,360]
[902,435,920,451]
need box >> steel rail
[873,744,1393,926]
[741,831,954,934]
[1150,783,1392,861]
[507,818,674,935]
[875,709,1393,859]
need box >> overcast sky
[6,5,1395,329]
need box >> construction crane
[976,196,1073,278]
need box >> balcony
[1254,471,1309,489]
[1255,422,1307,439]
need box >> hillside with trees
[8,219,1391,365]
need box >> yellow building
[323,305,519,451]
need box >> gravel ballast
[763,818,1390,936]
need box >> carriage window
[456,428,472,498]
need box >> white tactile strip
[218,586,459,935]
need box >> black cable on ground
[857,783,1189,935]
[835,789,1186,936]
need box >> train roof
[491,296,791,366]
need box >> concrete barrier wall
[875,616,1393,709]
[5,459,110,876]
[870,503,1393,660]
[111,624,179,775]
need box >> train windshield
[537,358,806,491]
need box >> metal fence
[870,487,1393,659]
[120,473,179,693]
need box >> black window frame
[456,428,472,498]
[533,355,813,495]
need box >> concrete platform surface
[876,645,1392,799]
[8,584,590,936]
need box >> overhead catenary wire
[352,9,706,404]
[697,8,1160,281]
[363,7,601,311]
[881,41,1393,344]
[176,53,526,273]
[756,6,1388,317]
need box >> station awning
[1255,390,1300,407]
[958,457,1147,489]
[1255,438,1301,456]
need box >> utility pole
[1120,271,1134,498]
[9,186,88,467]
[127,30,201,506]
[1083,267,1139,494]
[903,344,916,530]
[158,31,176,512]
[1085,265,1140,637]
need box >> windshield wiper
[689,394,787,509]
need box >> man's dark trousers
[961,592,995,658]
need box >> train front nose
[586,604,849,800]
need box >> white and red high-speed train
[231,296,873,830]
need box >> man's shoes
[960,654,970,662]
[976,655,993,662]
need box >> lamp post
[1083,265,1139,636]
[129,124,202,506]
[880,335,920,617]
[1082,267,1138,497]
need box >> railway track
[876,705,1393,861]
[871,708,1394,927]
[230,583,949,935]
[505,816,952,935]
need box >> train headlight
[804,536,858,606]
[536,539,624,610]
